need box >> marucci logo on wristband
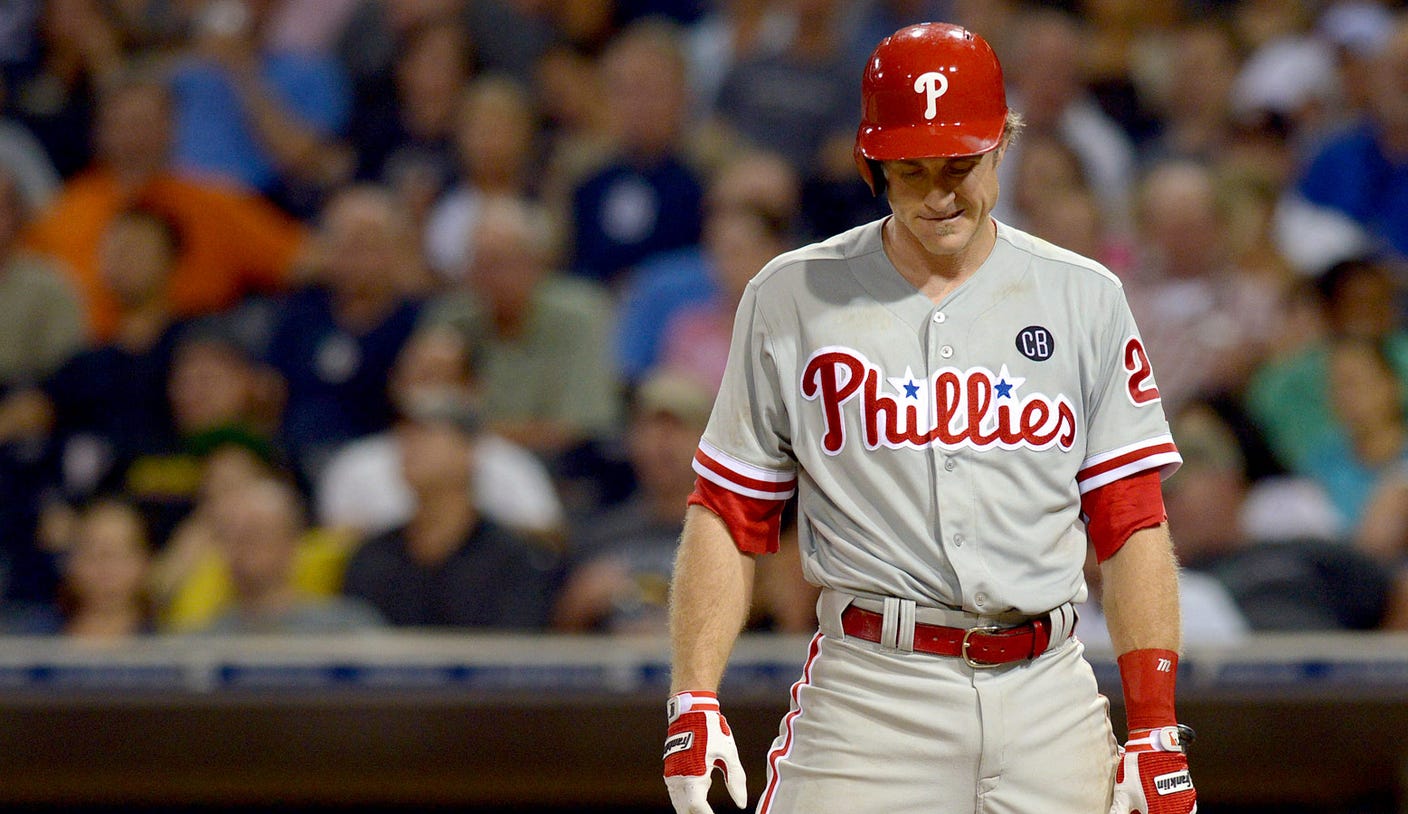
[663,732,694,759]
[1154,770,1194,795]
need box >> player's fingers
[720,755,748,808]
[686,780,716,814]
[666,776,714,814]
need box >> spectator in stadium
[22,68,309,344]
[348,14,473,219]
[340,387,563,629]
[420,195,620,482]
[994,8,1137,236]
[615,149,799,389]
[263,184,423,487]
[1228,1,1344,151]
[0,164,83,607]
[1316,0,1396,121]
[655,186,794,393]
[1299,336,1408,545]
[711,0,855,177]
[1166,401,1394,632]
[682,0,794,122]
[111,321,284,549]
[315,325,566,542]
[168,0,354,217]
[0,74,62,212]
[51,497,156,638]
[259,0,363,59]
[1140,20,1242,168]
[152,443,354,633]
[552,368,712,633]
[1025,183,1136,280]
[335,0,464,118]
[1081,398,1395,643]
[1245,257,1408,474]
[0,207,188,523]
[561,19,706,286]
[1287,12,1408,261]
[0,496,157,637]
[6,0,125,179]
[193,476,382,635]
[534,42,612,199]
[1001,132,1136,275]
[1121,160,1284,413]
[423,75,540,281]
[0,165,83,392]
[554,367,816,635]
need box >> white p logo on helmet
[914,71,950,120]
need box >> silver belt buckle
[961,624,1004,669]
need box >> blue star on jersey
[993,364,1025,399]
[888,367,924,400]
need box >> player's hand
[663,691,747,813]
[1109,726,1198,814]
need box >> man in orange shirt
[24,69,309,342]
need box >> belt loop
[881,597,916,652]
[895,600,916,653]
[1046,601,1077,648]
[880,597,899,649]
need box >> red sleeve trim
[692,440,796,499]
[1082,469,1166,562]
[688,477,785,555]
[1077,436,1182,494]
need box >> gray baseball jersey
[694,217,1181,615]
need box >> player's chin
[915,221,977,255]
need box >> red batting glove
[663,691,747,814]
[1110,725,1197,813]
[1111,649,1197,813]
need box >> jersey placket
[925,300,996,614]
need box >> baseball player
[663,22,1198,814]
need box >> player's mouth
[924,209,964,223]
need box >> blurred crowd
[0,0,1406,641]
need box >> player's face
[883,149,1003,259]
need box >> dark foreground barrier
[0,633,1403,812]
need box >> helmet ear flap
[867,160,886,197]
[853,136,887,197]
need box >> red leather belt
[840,604,1065,667]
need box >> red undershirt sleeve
[1081,469,1166,562]
[687,476,786,555]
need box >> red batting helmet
[854,22,1009,193]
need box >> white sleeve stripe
[1076,452,1184,494]
[1079,433,1176,470]
[697,438,796,483]
[693,458,797,501]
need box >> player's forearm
[1099,523,1182,656]
[668,505,757,693]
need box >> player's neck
[882,216,996,304]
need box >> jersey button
[944,458,956,472]
[933,311,947,323]
[940,345,954,359]
[953,533,964,547]
[974,592,988,607]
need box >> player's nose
[921,183,959,213]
